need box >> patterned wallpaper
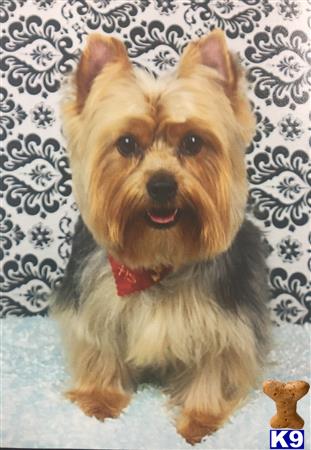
[0,0,310,324]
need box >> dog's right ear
[178,30,240,98]
[76,34,131,112]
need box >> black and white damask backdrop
[0,0,310,324]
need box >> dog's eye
[117,135,140,157]
[179,134,203,156]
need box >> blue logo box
[270,430,304,449]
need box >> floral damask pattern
[30,103,55,129]
[245,26,310,108]
[0,0,310,324]
[277,0,302,21]
[276,236,303,264]
[1,134,72,216]
[0,15,78,96]
[278,114,304,141]
[0,207,25,260]
[28,222,54,249]
[0,87,27,140]
[183,0,273,38]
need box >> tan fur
[55,257,261,440]
[67,388,130,421]
[56,30,261,444]
[75,34,131,112]
[176,410,226,445]
[62,63,253,267]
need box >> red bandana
[108,255,172,297]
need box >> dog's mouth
[145,208,180,229]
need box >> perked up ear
[76,34,131,111]
[179,29,240,96]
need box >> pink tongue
[148,209,177,224]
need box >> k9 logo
[270,430,304,449]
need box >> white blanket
[1,318,310,449]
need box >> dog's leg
[170,353,257,444]
[174,377,232,443]
[67,387,130,421]
[65,338,132,421]
[176,409,227,445]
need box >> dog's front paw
[176,411,222,445]
[66,388,130,421]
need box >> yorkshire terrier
[52,29,270,444]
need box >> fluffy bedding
[1,317,310,449]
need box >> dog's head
[63,30,255,269]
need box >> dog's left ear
[76,34,131,111]
[179,29,240,97]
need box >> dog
[52,29,270,444]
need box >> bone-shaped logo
[263,380,310,429]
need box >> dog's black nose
[147,172,177,203]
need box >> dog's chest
[116,283,218,369]
[82,264,244,370]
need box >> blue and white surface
[1,318,310,449]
